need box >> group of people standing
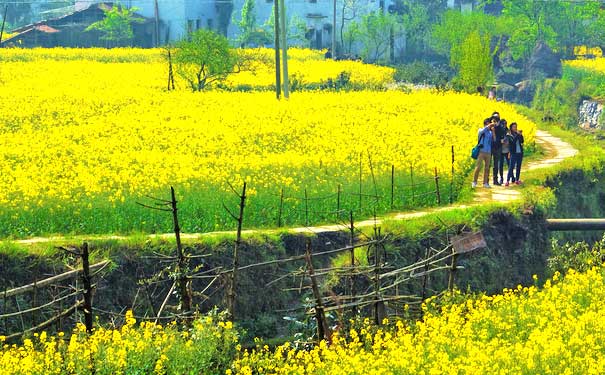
[472,111,524,188]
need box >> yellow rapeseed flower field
[0,311,238,375]
[565,57,605,73]
[4,265,605,374]
[232,266,605,374]
[0,48,535,236]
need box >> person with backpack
[505,122,524,186]
[472,117,496,188]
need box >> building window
[266,0,273,3]
[187,20,194,34]
[309,0,317,3]
[196,19,201,30]
[207,18,214,30]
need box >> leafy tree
[339,0,364,55]
[394,0,431,58]
[0,1,32,28]
[552,1,600,59]
[346,12,400,63]
[432,10,505,67]
[586,7,605,54]
[496,0,560,60]
[456,30,493,92]
[342,18,361,56]
[288,14,309,47]
[482,0,605,59]
[85,4,143,46]
[236,0,270,47]
[433,10,506,92]
[173,29,239,91]
[264,9,308,47]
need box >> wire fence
[269,161,461,228]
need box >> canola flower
[0,47,393,88]
[0,311,238,375]
[5,265,605,374]
[232,266,605,374]
[565,57,605,73]
[573,46,603,58]
[0,48,536,236]
[225,48,395,89]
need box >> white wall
[228,0,383,50]
[75,0,399,50]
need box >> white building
[75,0,217,43]
[74,0,393,48]
[73,0,469,49]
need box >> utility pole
[279,0,289,98]
[154,0,160,46]
[274,0,281,99]
[332,0,337,59]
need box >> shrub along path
[13,130,577,245]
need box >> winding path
[12,130,578,245]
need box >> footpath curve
[13,130,578,245]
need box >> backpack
[471,131,485,160]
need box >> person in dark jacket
[505,122,524,186]
[492,118,508,185]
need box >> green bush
[533,65,605,128]
[394,61,451,88]
[549,234,605,275]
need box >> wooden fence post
[349,211,356,314]
[2,286,7,334]
[170,187,192,320]
[410,164,415,207]
[304,188,309,227]
[450,145,455,204]
[277,187,284,227]
[336,184,341,221]
[31,276,37,327]
[359,152,363,211]
[434,167,441,205]
[391,164,395,210]
[448,250,458,293]
[81,242,93,334]
[14,295,25,333]
[167,49,175,91]
[227,182,247,320]
[305,240,328,342]
[373,227,385,325]
[421,245,430,301]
